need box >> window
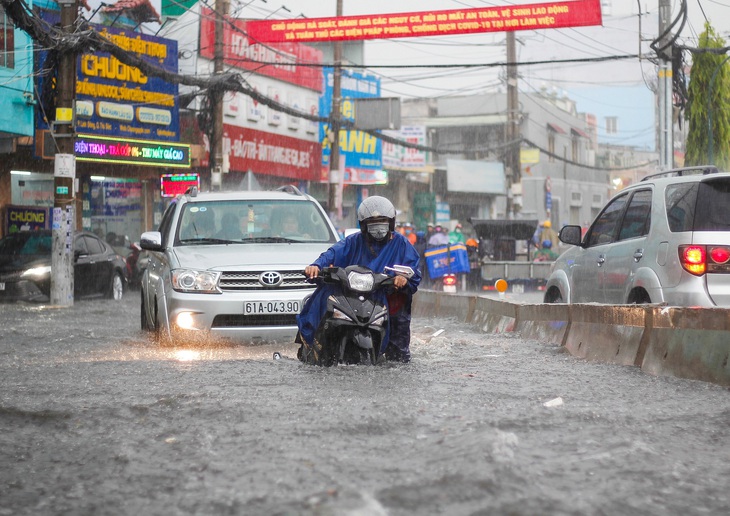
[571,135,579,162]
[617,190,651,240]
[665,183,697,232]
[0,5,14,69]
[585,193,628,247]
[605,116,618,134]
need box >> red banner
[246,0,603,43]
[224,126,320,180]
[200,8,323,91]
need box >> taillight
[679,245,706,276]
[709,246,730,264]
[443,274,457,286]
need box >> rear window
[694,179,730,231]
[666,179,730,232]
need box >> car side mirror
[559,225,583,246]
[140,231,164,251]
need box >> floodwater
[1,292,729,515]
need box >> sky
[218,0,729,149]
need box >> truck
[467,218,553,294]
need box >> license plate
[0,282,4,290]
[244,300,301,315]
[512,283,525,294]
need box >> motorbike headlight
[332,308,353,321]
[21,265,52,278]
[171,269,221,293]
[347,271,374,292]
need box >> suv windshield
[175,200,337,245]
[666,178,730,232]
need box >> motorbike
[299,264,415,366]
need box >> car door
[570,193,629,303]
[73,236,93,298]
[84,234,112,295]
[602,189,652,303]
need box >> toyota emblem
[259,271,282,286]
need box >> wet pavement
[1,292,729,515]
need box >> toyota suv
[139,185,339,343]
[544,166,730,306]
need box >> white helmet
[357,196,396,238]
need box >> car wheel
[544,287,564,304]
[628,289,651,304]
[108,272,124,300]
[141,292,151,331]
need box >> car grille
[212,314,298,327]
[218,270,313,291]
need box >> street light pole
[707,55,730,165]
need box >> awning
[571,127,590,139]
[547,122,566,134]
[467,219,539,241]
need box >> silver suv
[139,186,338,342]
[544,166,730,306]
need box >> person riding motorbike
[296,196,422,363]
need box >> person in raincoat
[296,196,421,363]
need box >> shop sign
[6,205,50,233]
[223,125,319,180]
[74,135,190,168]
[75,25,180,141]
[320,68,382,180]
[161,173,200,198]
[199,7,323,92]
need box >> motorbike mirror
[384,265,414,279]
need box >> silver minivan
[544,166,730,306]
[139,186,339,343]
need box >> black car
[0,230,128,302]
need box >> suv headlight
[171,269,221,293]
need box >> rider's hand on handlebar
[394,275,407,289]
[304,265,320,279]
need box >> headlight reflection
[173,349,201,362]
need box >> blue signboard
[319,68,382,174]
[36,11,179,142]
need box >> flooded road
[1,292,729,515]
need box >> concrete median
[412,291,730,387]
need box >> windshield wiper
[241,236,297,243]
[179,237,238,245]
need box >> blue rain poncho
[296,231,421,351]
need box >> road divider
[413,290,730,387]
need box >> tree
[685,24,730,169]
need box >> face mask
[367,222,389,241]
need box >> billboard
[199,7,323,92]
[75,25,179,142]
[319,69,382,182]
[246,0,603,43]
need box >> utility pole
[657,0,674,170]
[327,0,343,218]
[505,31,519,219]
[50,0,77,306]
[211,0,229,190]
